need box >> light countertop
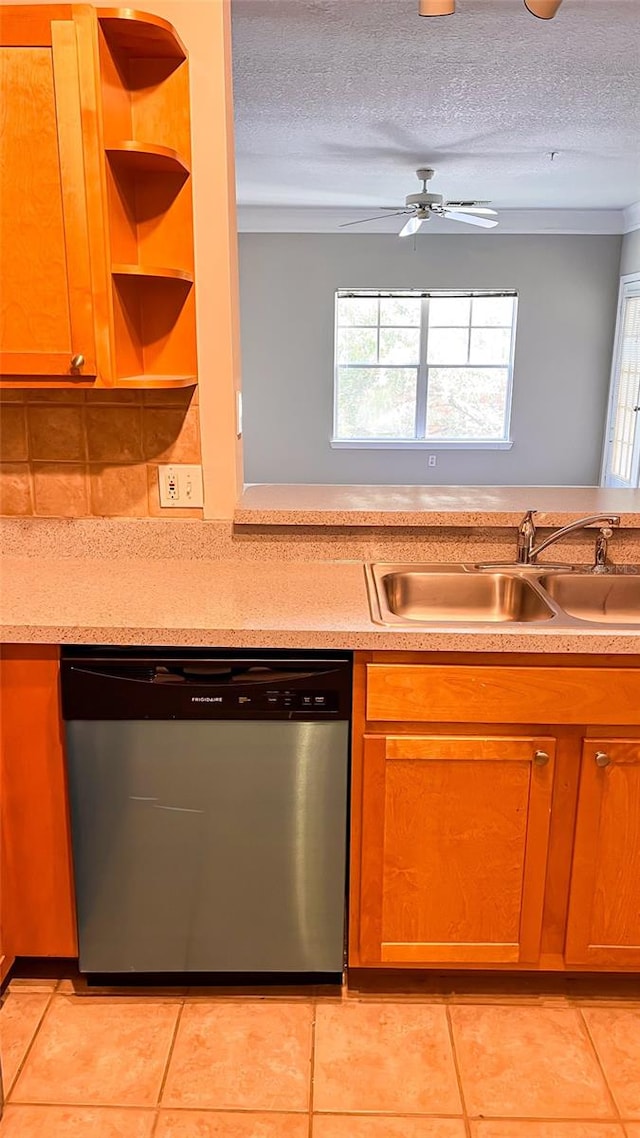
[236,484,640,528]
[2,556,640,654]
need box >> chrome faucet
[515,510,621,565]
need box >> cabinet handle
[70,353,85,370]
[533,750,550,766]
[594,750,611,768]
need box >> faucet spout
[516,511,620,565]
[516,509,537,564]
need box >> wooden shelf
[112,264,193,283]
[106,141,190,177]
[98,9,187,61]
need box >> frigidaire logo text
[191,696,223,703]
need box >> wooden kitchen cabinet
[565,737,640,968]
[0,645,77,961]
[0,5,197,389]
[350,653,640,972]
[357,732,555,966]
[0,7,97,382]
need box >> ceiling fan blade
[339,211,409,229]
[445,200,492,208]
[443,210,498,229]
[445,206,498,216]
[399,215,423,237]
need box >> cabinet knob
[594,750,611,768]
[533,750,550,766]
[70,353,85,370]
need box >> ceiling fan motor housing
[406,191,444,208]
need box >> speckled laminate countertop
[236,484,640,528]
[2,556,639,653]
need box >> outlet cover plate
[158,464,204,508]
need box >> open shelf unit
[98,8,197,387]
[105,141,190,177]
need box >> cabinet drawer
[366,664,640,725]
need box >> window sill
[330,439,514,451]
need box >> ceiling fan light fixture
[418,0,455,16]
[523,0,563,18]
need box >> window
[601,274,640,489]
[333,290,518,448]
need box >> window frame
[331,288,518,450]
[600,272,640,488]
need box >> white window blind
[609,292,640,483]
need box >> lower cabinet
[357,733,556,966]
[0,645,77,960]
[351,655,640,972]
[565,738,640,968]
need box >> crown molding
[237,205,628,236]
[623,201,640,232]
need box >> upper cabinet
[0,5,197,389]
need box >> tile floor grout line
[307,999,318,1138]
[155,999,185,1110]
[464,1113,633,1124]
[445,1005,472,1138]
[4,990,56,1102]
[148,1105,162,1138]
[578,1005,625,1122]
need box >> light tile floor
[1,978,640,1137]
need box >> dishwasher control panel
[61,648,352,721]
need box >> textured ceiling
[230,0,640,212]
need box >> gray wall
[239,234,621,486]
[620,229,640,276]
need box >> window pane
[469,327,512,365]
[472,296,514,326]
[429,297,471,326]
[338,297,378,326]
[336,367,417,438]
[427,327,469,365]
[426,367,509,439]
[379,297,422,326]
[337,327,377,364]
[379,327,421,364]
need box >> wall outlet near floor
[158,464,204,508]
[428,454,437,468]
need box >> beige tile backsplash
[0,389,202,517]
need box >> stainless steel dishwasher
[61,648,351,980]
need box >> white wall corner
[623,201,640,233]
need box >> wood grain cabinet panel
[366,664,640,725]
[356,733,556,966]
[564,738,640,968]
[0,21,97,379]
[0,645,76,959]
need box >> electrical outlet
[158,464,204,508]
[428,454,437,467]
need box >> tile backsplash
[0,388,202,518]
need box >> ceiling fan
[340,167,498,236]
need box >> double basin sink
[366,564,640,628]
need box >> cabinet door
[0,645,77,958]
[0,15,96,378]
[565,739,640,968]
[356,733,556,966]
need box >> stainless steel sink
[367,564,554,625]
[538,573,640,625]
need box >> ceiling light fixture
[418,1,455,15]
[523,0,563,17]
[419,0,564,17]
